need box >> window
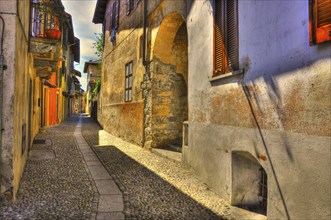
[213,0,238,76]
[125,62,133,101]
[309,0,331,45]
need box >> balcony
[29,0,66,79]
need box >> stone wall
[99,0,187,148]
[99,102,144,146]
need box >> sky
[62,0,102,91]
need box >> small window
[213,0,239,76]
[309,0,331,45]
[125,61,133,101]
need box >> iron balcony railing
[30,1,64,40]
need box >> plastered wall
[185,0,331,219]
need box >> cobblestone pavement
[0,116,96,220]
[81,116,234,220]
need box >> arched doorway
[149,13,188,151]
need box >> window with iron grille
[309,0,331,45]
[258,167,268,214]
[213,0,239,76]
[125,61,133,101]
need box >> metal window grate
[258,168,268,213]
[125,62,133,101]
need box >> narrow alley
[0,115,264,220]
[1,0,330,219]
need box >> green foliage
[90,77,101,101]
[92,33,103,58]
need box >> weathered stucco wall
[0,0,31,199]
[12,0,32,199]
[185,0,331,219]
[0,0,17,198]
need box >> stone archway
[146,13,188,150]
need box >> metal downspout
[0,15,6,194]
[142,0,148,66]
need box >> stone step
[151,148,182,162]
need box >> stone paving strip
[74,117,125,220]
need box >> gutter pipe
[0,15,5,185]
[142,0,148,66]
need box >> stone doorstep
[230,206,267,220]
[151,148,182,162]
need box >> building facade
[93,0,188,148]
[184,1,330,219]
[0,0,80,200]
[94,0,330,219]
[84,60,101,118]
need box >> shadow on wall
[241,84,291,219]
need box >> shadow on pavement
[81,116,226,220]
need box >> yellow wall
[12,0,32,199]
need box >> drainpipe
[142,0,148,66]
[0,15,6,190]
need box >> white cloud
[62,0,102,91]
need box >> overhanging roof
[83,60,99,73]
[73,69,81,77]
[72,37,80,63]
[92,0,107,24]
[66,13,75,44]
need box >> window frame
[309,0,331,45]
[213,0,239,77]
[124,61,133,102]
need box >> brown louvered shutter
[126,0,132,14]
[309,0,331,45]
[214,0,238,76]
[214,0,226,75]
[111,1,116,29]
[115,0,120,29]
[226,0,239,72]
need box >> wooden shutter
[115,0,120,29]
[111,1,116,29]
[102,20,105,48]
[214,0,238,76]
[309,0,331,45]
[126,0,131,14]
[214,0,226,75]
[226,0,239,72]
